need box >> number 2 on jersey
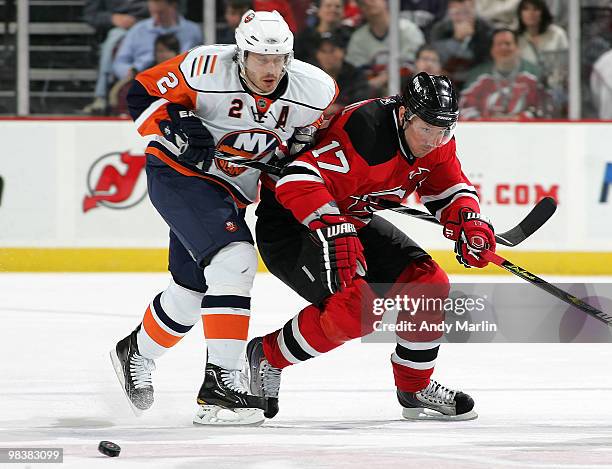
[156,72,179,94]
[312,141,350,174]
[228,99,243,118]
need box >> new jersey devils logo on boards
[215,130,280,177]
[83,151,147,212]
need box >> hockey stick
[480,250,612,326]
[353,196,557,248]
[216,153,556,247]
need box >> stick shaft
[480,250,612,326]
[356,197,556,247]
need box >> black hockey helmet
[402,72,459,128]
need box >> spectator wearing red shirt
[254,0,297,31]
[460,28,549,120]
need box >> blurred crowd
[82,0,612,120]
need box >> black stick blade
[495,197,557,247]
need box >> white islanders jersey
[130,44,337,205]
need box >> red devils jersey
[275,97,480,227]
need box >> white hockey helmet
[235,10,294,74]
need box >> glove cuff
[444,209,493,241]
[309,215,357,238]
[167,103,195,120]
[460,209,492,226]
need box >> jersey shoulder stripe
[179,45,242,93]
[188,53,218,77]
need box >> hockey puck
[98,441,121,457]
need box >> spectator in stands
[346,0,424,95]
[82,0,149,114]
[516,0,568,116]
[295,0,353,63]
[414,44,443,74]
[517,0,568,61]
[430,0,493,89]
[217,0,253,44]
[304,0,362,30]
[475,0,520,28]
[109,33,180,115]
[460,28,549,120]
[313,31,372,117]
[398,43,443,90]
[591,49,612,119]
[544,0,568,29]
[580,3,612,93]
[343,0,363,28]
[153,31,181,62]
[291,0,315,31]
[400,0,448,38]
[254,0,298,32]
[112,0,201,80]
[84,0,148,35]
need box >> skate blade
[402,407,478,421]
[193,405,265,426]
[109,349,146,417]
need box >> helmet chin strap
[394,106,416,164]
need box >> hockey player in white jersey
[109,10,337,425]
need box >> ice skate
[193,362,267,426]
[246,336,282,418]
[398,379,477,421]
[110,325,156,416]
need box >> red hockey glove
[309,214,367,294]
[443,209,496,268]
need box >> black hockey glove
[159,103,216,168]
[265,126,318,175]
[308,214,367,295]
[287,125,317,156]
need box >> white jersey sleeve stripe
[419,183,477,204]
[276,174,325,188]
[134,97,169,131]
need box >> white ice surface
[1,273,612,468]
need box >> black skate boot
[246,337,282,418]
[193,362,267,426]
[397,379,477,421]
[109,325,156,416]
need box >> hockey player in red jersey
[109,10,337,425]
[247,72,496,421]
